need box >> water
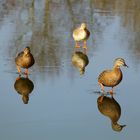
[0,0,140,139]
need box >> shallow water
[0,0,140,139]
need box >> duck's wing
[15,51,24,62]
[16,51,24,57]
[98,69,121,86]
[98,70,111,82]
[73,28,80,36]
[85,28,90,39]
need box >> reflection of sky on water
[0,0,140,140]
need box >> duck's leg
[83,40,87,49]
[16,65,21,74]
[98,82,105,93]
[83,48,87,54]
[24,69,29,75]
[75,42,80,48]
[109,87,114,96]
[98,95,104,103]
[16,74,21,81]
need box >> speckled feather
[73,27,90,41]
[97,96,121,122]
[98,68,123,87]
[15,51,35,69]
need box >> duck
[73,23,90,49]
[72,51,89,75]
[15,47,35,75]
[97,95,126,132]
[98,58,128,95]
[14,75,34,104]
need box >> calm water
[0,0,140,139]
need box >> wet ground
[0,0,140,139]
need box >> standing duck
[73,23,90,49]
[72,51,89,75]
[15,47,35,75]
[98,58,128,95]
[97,95,126,132]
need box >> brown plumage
[72,51,89,75]
[97,95,126,132]
[14,76,34,104]
[98,68,123,87]
[15,47,35,75]
[98,58,128,94]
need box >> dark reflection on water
[0,0,140,140]
[14,75,34,104]
[71,49,89,75]
[97,95,126,132]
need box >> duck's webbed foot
[109,88,114,96]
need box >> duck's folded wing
[17,51,24,57]
[98,70,111,82]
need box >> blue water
[0,0,140,139]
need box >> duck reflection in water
[97,95,126,132]
[14,75,34,104]
[71,50,89,75]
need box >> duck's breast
[22,54,35,68]
[16,53,35,68]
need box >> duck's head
[79,68,85,75]
[112,122,126,132]
[114,58,128,68]
[22,95,29,104]
[80,23,87,29]
[24,46,30,54]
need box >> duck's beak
[124,63,128,68]
[121,125,126,128]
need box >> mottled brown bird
[97,95,126,132]
[15,47,35,75]
[98,58,128,95]
[73,23,90,49]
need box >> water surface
[0,0,140,139]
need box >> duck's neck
[113,65,121,70]
[80,27,86,30]
[23,52,30,56]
